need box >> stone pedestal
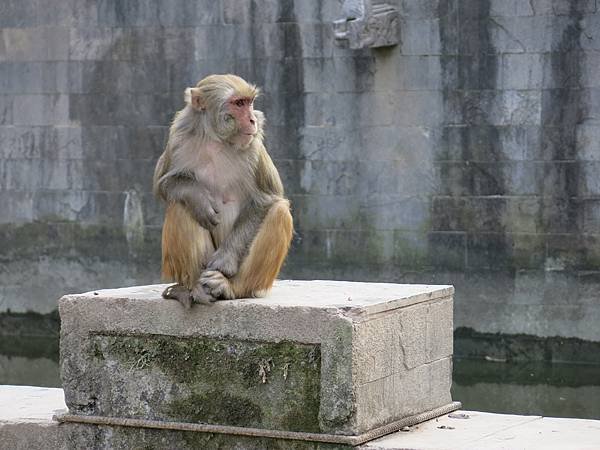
[59,280,456,442]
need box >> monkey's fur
[153,74,293,307]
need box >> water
[1,338,599,420]
[452,358,600,419]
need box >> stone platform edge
[54,402,462,446]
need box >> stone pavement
[2,386,600,449]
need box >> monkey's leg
[201,199,293,299]
[162,203,216,306]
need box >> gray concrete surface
[363,410,600,450]
[0,385,67,450]
[59,281,454,435]
[1,0,600,349]
[2,386,600,450]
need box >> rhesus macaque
[153,74,293,307]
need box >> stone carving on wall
[333,0,400,49]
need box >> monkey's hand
[183,191,221,230]
[207,249,239,278]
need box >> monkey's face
[222,96,257,148]
[185,74,261,148]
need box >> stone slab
[361,410,600,450]
[59,280,454,435]
[0,385,67,450]
[0,385,66,423]
[3,387,600,450]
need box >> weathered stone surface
[59,281,454,435]
[2,0,600,351]
[4,386,600,450]
[0,385,67,450]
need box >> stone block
[539,196,583,234]
[12,94,69,126]
[159,0,221,26]
[398,0,446,20]
[362,195,430,231]
[0,94,14,127]
[489,16,555,53]
[581,13,600,50]
[68,27,114,61]
[399,55,443,91]
[299,125,363,161]
[69,92,172,126]
[583,199,600,233]
[0,26,69,61]
[305,229,396,265]
[501,53,544,90]
[490,0,535,16]
[303,58,336,93]
[393,230,429,268]
[394,91,443,126]
[296,0,340,23]
[400,19,442,55]
[59,281,455,436]
[450,54,499,90]
[455,90,542,127]
[580,162,600,196]
[0,191,34,223]
[0,62,70,94]
[289,194,361,230]
[427,231,467,270]
[552,0,597,15]
[332,56,376,93]
[437,161,542,197]
[97,0,161,27]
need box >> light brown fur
[231,199,293,296]
[154,74,293,305]
[161,203,214,290]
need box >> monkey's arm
[156,172,221,229]
[206,195,273,277]
[256,145,284,196]
[152,151,170,200]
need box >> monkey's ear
[184,87,205,111]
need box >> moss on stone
[91,333,322,432]
[168,390,262,427]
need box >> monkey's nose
[249,118,255,125]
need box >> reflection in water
[0,355,61,388]
[1,339,599,419]
[0,336,61,388]
[452,358,600,420]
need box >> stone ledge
[0,385,67,450]
[3,386,600,450]
[59,280,455,436]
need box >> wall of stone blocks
[1,0,599,343]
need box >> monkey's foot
[162,283,193,309]
[190,282,215,305]
[200,270,235,300]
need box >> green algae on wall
[90,333,322,432]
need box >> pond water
[1,337,599,420]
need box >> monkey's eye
[234,99,245,107]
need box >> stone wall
[1,0,599,342]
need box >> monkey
[153,74,293,307]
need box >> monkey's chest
[210,194,241,246]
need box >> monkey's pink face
[228,97,257,147]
